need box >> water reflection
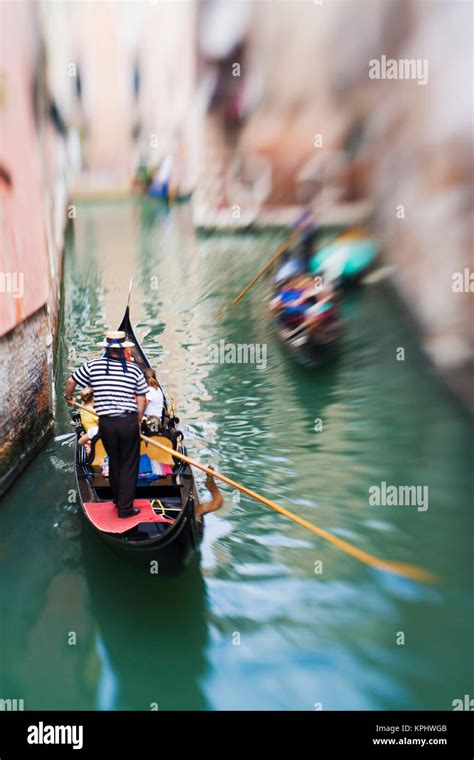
[81,528,209,710]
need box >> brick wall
[0,307,54,495]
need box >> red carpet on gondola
[83,499,174,534]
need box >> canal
[0,199,472,710]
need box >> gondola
[275,315,342,367]
[271,273,342,368]
[74,306,203,574]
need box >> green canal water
[1,199,472,710]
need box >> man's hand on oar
[196,467,224,518]
[143,434,435,583]
[69,400,435,584]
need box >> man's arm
[64,376,77,406]
[65,361,91,406]
[195,471,224,518]
[136,394,147,424]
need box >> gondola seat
[87,433,175,475]
[140,435,174,465]
[89,436,107,471]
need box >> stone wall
[0,307,54,495]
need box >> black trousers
[98,413,140,514]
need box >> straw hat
[97,330,135,348]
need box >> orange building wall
[0,0,50,337]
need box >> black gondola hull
[275,322,342,367]
[79,495,202,575]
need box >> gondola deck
[82,499,174,533]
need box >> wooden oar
[70,401,434,583]
[230,211,314,307]
[230,218,344,306]
[231,228,300,305]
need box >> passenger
[271,276,306,313]
[272,275,315,326]
[274,251,303,286]
[78,388,99,454]
[286,280,339,340]
[144,368,165,428]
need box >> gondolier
[64,330,149,519]
[72,306,207,571]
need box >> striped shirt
[72,358,148,416]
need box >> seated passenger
[271,277,305,312]
[274,251,303,286]
[287,281,339,340]
[144,369,165,429]
[78,388,98,455]
[272,275,317,326]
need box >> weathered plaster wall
[0,1,68,495]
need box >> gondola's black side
[275,320,341,367]
[74,306,203,574]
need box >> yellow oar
[231,229,300,305]
[230,224,346,306]
[70,401,434,583]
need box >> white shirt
[145,386,164,418]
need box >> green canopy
[309,239,379,280]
